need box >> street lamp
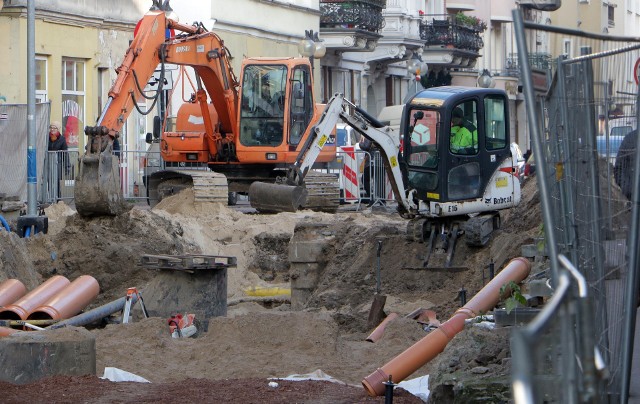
[477,69,495,88]
[298,30,326,71]
[407,52,428,93]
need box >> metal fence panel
[513,11,640,402]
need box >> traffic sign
[634,57,640,85]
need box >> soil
[0,178,545,402]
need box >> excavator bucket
[248,181,308,213]
[74,152,126,216]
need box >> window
[407,108,439,194]
[450,101,478,155]
[61,58,85,148]
[35,57,47,103]
[563,38,572,58]
[239,64,287,146]
[289,66,313,146]
[608,5,615,26]
[484,97,507,150]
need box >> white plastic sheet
[101,367,151,383]
[398,375,430,402]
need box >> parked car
[511,142,526,185]
[598,116,636,163]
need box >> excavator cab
[402,87,521,266]
[402,87,519,217]
[237,60,317,153]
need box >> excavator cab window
[239,65,287,146]
[449,100,478,155]
[406,108,440,195]
[289,66,313,146]
[484,97,507,150]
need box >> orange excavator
[74,8,338,216]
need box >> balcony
[420,16,484,51]
[506,52,552,72]
[419,14,485,68]
[319,0,386,52]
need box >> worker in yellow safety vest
[450,107,478,154]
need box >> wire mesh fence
[512,10,640,403]
[41,149,392,209]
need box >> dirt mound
[0,177,545,401]
[93,313,429,386]
[26,206,198,306]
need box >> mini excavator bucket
[74,149,126,216]
[248,181,308,213]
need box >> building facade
[0,0,148,150]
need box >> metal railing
[506,52,553,72]
[42,149,394,210]
[42,149,156,205]
[511,255,603,403]
[419,15,484,52]
[320,0,386,33]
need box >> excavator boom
[248,93,419,215]
[75,11,238,216]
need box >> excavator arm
[75,10,239,216]
[248,93,418,216]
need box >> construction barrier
[339,146,360,201]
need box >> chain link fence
[512,10,640,403]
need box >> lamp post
[477,69,496,88]
[298,30,326,74]
[407,52,428,94]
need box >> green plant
[500,281,527,314]
[454,12,487,32]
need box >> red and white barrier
[340,146,360,201]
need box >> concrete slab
[0,326,95,384]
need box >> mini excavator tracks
[405,212,500,270]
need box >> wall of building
[0,0,146,150]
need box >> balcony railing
[320,0,387,33]
[420,16,484,52]
[506,52,552,71]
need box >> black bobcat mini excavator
[250,87,522,267]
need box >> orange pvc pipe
[366,313,399,343]
[0,279,27,307]
[27,275,100,321]
[362,257,531,396]
[0,326,19,337]
[0,275,70,320]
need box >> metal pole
[512,9,560,284]
[620,71,640,404]
[27,0,36,217]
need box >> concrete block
[0,326,95,384]
[289,241,328,263]
[290,287,313,310]
[290,263,322,289]
[143,267,227,328]
[527,279,553,297]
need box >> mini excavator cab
[402,87,519,217]
[402,87,521,267]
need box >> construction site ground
[0,177,565,402]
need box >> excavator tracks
[302,171,340,213]
[462,212,501,247]
[148,170,228,207]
